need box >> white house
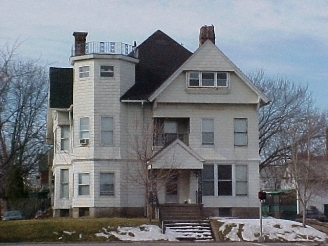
[47,26,269,218]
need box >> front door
[165,174,178,203]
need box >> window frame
[60,169,69,199]
[99,173,115,196]
[202,164,215,196]
[60,125,70,151]
[79,117,89,143]
[100,65,114,77]
[202,164,248,197]
[79,65,90,79]
[188,71,229,88]
[234,118,248,146]
[78,173,90,196]
[236,165,248,196]
[201,118,214,146]
[218,165,232,196]
[101,116,114,146]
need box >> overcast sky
[1,0,327,110]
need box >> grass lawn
[0,217,156,243]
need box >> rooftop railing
[71,41,135,56]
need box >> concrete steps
[159,204,214,241]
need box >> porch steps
[159,204,214,241]
[165,221,214,241]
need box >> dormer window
[188,71,229,87]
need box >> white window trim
[79,65,90,79]
[202,164,248,197]
[187,71,229,88]
[234,118,248,146]
[78,173,90,196]
[201,118,214,146]
[99,172,115,196]
[100,116,114,146]
[100,65,114,78]
[60,125,70,152]
[60,169,69,199]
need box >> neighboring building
[47,26,269,218]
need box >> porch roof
[149,139,204,169]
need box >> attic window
[187,71,229,87]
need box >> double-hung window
[80,117,89,145]
[234,118,248,146]
[100,173,114,196]
[60,125,70,151]
[202,119,214,145]
[218,165,232,196]
[60,169,69,198]
[78,173,90,196]
[101,116,113,146]
[79,66,90,78]
[236,165,248,196]
[188,72,229,87]
[202,164,248,197]
[100,65,114,77]
[202,165,214,196]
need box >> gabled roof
[120,30,192,101]
[150,139,204,169]
[148,40,270,105]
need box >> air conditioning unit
[80,138,89,145]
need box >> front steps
[159,204,214,241]
[165,220,214,241]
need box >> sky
[95,218,328,242]
[1,0,327,110]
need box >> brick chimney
[73,32,88,56]
[199,25,215,46]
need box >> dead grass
[0,217,156,243]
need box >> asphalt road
[0,242,324,246]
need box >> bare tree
[284,109,328,227]
[0,43,48,201]
[249,70,314,171]
[126,116,181,222]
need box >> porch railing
[153,133,188,146]
[71,41,135,56]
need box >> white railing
[72,41,135,56]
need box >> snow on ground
[95,218,328,242]
[217,218,328,242]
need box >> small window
[60,169,69,198]
[218,165,232,196]
[100,173,114,196]
[203,165,214,196]
[100,65,114,77]
[189,72,200,86]
[202,119,214,145]
[79,66,90,78]
[202,72,215,86]
[234,118,248,146]
[101,117,113,146]
[219,207,232,217]
[217,72,228,86]
[60,125,70,151]
[78,173,90,196]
